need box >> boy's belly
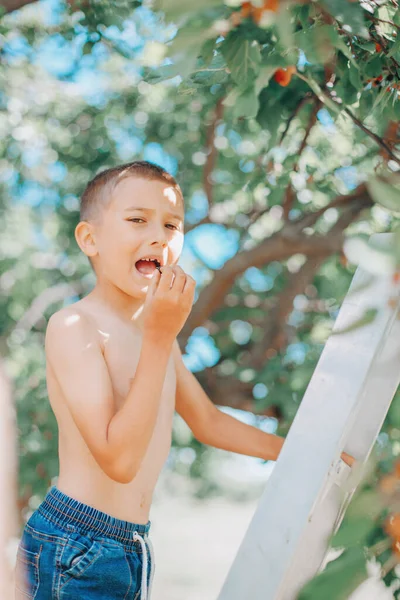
[56,419,172,524]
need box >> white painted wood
[217,233,400,600]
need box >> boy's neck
[86,287,145,330]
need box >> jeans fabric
[14,485,154,600]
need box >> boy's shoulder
[46,299,111,358]
[48,298,92,326]
[46,300,96,343]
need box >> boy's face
[84,176,185,297]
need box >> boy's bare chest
[104,325,176,410]
[81,305,177,413]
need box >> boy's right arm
[45,265,195,484]
[45,311,126,483]
[45,311,172,484]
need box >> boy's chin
[130,276,152,294]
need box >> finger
[147,268,161,297]
[170,266,187,293]
[182,275,196,295]
[157,266,175,292]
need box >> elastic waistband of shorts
[38,485,151,544]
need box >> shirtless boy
[15,160,355,600]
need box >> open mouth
[135,258,161,277]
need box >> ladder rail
[217,234,400,600]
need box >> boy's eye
[128,218,178,230]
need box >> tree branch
[379,120,400,163]
[203,96,224,209]
[250,256,325,370]
[0,0,36,13]
[282,97,322,220]
[343,106,400,166]
[178,195,371,349]
[188,193,373,415]
[278,93,313,146]
[295,71,400,166]
[248,193,372,369]
[293,182,368,230]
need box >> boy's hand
[143,265,196,343]
[341,451,355,467]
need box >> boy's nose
[150,227,168,247]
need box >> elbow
[101,440,139,483]
[113,468,137,485]
[193,418,214,445]
[95,455,137,484]
[109,458,139,484]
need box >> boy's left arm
[172,340,285,462]
[172,340,356,467]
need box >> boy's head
[75,160,185,299]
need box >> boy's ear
[75,221,97,259]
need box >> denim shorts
[14,485,154,600]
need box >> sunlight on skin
[65,314,80,326]
[163,186,181,206]
[98,329,110,346]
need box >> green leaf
[293,27,323,64]
[235,86,259,119]
[145,62,182,84]
[221,33,261,88]
[332,515,374,548]
[200,37,217,67]
[320,0,368,37]
[261,48,289,69]
[387,34,400,58]
[321,25,358,68]
[297,547,368,600]
[354,40,376,54]
[390,95,400,120]
[164,21,218,78]
[367,171,400,213]
[364,54,385,77]
[166,22,215,58]
[159,0,223,24]
[377,5,397,41]
[332,308,379,335]
[256,93,283,145]
[302,75,342,115]
[224,84,259,119]
[295,4,311,30]
[371,85,394,117]
[348,62,361,89]
[274,3,295,55]
[334,66,360,106]
[345,488,386,521]
[254,64,279,94]
[191,52,229,86]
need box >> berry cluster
[230,0,279,27]
[365,74,400,92]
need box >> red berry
[273,66,296,86]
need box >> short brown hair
[79,160,182,271]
